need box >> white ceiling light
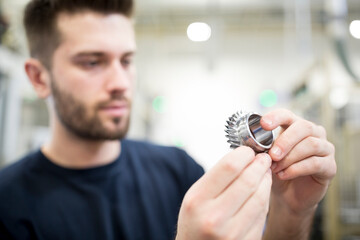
[349,20,360,39]
[187,22,211,42]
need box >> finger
[225,169,272,238]
[269,120,325,161]
[261,108,298,131]
[271,137,333,173]
[213,153,272,217]
[276,155,336,183]
[190,146,255,200]
[242,208,268,240]
[317,125,328,140]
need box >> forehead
[55,11,136,54]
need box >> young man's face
[49,12,136,140]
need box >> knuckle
[303,120,315,136]
[318,125,327,137]
[311,157,322,171]
[200,214,222,237]
[223,159,242,176]
[182,192,200,214]
[309,137,321,151]
[241,175,257,192]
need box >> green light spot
[260,90,277,107]
[152,96,166,113]
[173,138,185,148]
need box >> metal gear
[225,110,274,153]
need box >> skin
[25,12,136,169]
[262,109,336,239]
[24,11,336,239]
[176,110,336,240]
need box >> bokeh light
[259,89,278,107]
[152,96,167,113]
[349,20,360,39]
[187,22,212,42]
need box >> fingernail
[271,162,277,170]
[261,153,272,163]
[271,146,282,158]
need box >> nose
[105,60,131,93]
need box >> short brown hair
[23,0,134,69]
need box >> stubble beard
[50,78,130,141]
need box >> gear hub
[225,110,274,153]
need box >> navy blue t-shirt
[0,139,204,240]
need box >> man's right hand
[176,146,272,240]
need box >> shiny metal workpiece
[225,110,274,153]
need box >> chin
[108,120,130,136]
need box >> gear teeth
[227,140,240,145]
[225,110,248,149]
[225,110,274,151]
[226,137,239,143]
[225,129,237,134]
[226,120,234,126]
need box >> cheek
[51,58,104,108]
[53,61,102,95]
[64,75,103,104]
[60,78,100,113]
[128,67,136,92]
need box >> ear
[25,58,51,99]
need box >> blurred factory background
[0,0,359,239]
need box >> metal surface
[225,110,274,153]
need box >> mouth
[99,102,129,117]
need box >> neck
[42,120,121,169]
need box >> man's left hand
[261,108,336,216]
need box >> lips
[99,102,129,117]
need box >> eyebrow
[72,51,136,59]
[71,52,105,59]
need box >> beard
[50,78,130,140]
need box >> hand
[261,108,336,216]
[176,147,272,240]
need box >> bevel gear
[225,110,274,153]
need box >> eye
[82,60,100,68]
[76,58,106,70]
[121,57,133,68]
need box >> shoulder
[0,150,40,193]
[0,151,42,220]
[123,139,186,157]
[122,139,198,166]
[122,139,205,185]
[122,138,178,152]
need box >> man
[0,0,336,239]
